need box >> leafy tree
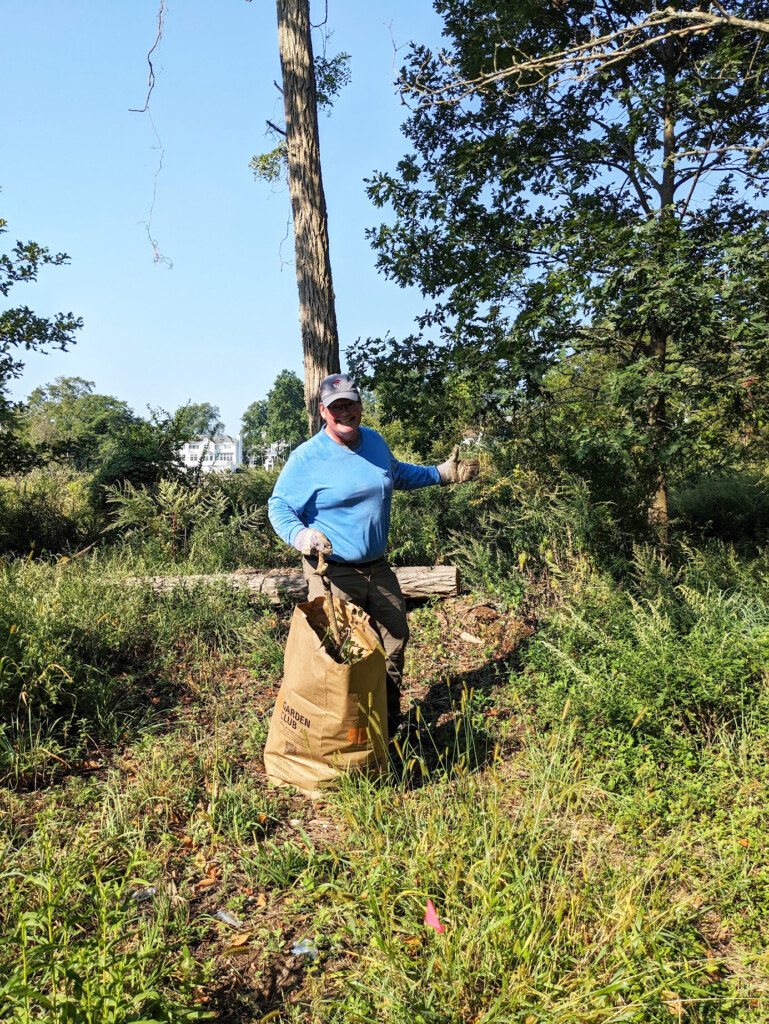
[90,411,188,505]
[174,401,224,438]
[241,398,269,463]
[21,376,135,470]
[361,1,769,540]
[0,210,81,472]
[265,369,308,455]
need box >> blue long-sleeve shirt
[268,426,440,563]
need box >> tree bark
[648,324,669,546]
[123,566,460,604]
[646,38,676,548]
[276,0,340,435]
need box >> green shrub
[518,544,769,781]
[670,473,769,546]
[103,477,287,572]
[0,469,97,555]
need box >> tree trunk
[276,0,340,435]
[646,38,674,548]
[123,565,461,604]
[648,324,669,547]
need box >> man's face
[320,398,362,444]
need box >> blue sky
[1,1,444,434]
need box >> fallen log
[123,565,460,604]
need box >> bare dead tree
[275,0,340,435]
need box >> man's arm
[391,458,441,490]
[391,447,480,490]
[267,456,309,547]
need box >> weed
[0,835,209,1023]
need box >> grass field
[1,541,767,1022]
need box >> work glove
[437,446,481,486]
[294,528,333,557]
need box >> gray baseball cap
[319,373,361,406]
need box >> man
[268,373,479,737]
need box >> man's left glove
[437,446,480,485]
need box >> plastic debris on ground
[291,939,319,960]
[130,886,157,902]
[215,910,247,929]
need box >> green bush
[670,473,769,546]
[518,544,769,779]
[0,469,97,555]
[103,476,288,572]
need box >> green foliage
[0,468,96,556]
[104,476,284,570]
[264,369,307,454]
[240,398,268,463]
[20,376,136,471]
[89,412,188,506]
[361,1,769,525]
[0,213,82,421]
[249,142,287,184]
[0,553,275,781]
[1,513,768,1018]
[240,370,308,466]
[518,543,769,792]
[670,473,769,546]
[298,735,719,1023]
[387,451,625,608]
[209,463,279,516]
[0,838,208,1023]
[173,402,224,439]
[314,52,351,111]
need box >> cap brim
[322,391,360,405]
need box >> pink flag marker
[424,899,446,933]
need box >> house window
[189,454,198,462]
[189,443,199,450]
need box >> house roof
[184,434,240,445]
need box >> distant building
[180,434,243,473]
[263,441,287,470]
[244,439,288,471]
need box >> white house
[263,441,287,470]
[243,439,288,471]
[180,434,243,473]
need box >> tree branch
[401,8,769,107]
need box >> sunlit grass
[0,540,768,1021]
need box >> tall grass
[269,720,734,1023]
[2,463,769,1020]
[0,833,209,1023]
[0,552,279,783]
[519,545,769,773]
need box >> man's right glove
[294,528,333,557]
[437,446,481,485]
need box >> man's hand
[437,446,480,485]
[295,528,333,557]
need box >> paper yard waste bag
[263,595,388,798]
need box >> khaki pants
[303,556,408,734]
